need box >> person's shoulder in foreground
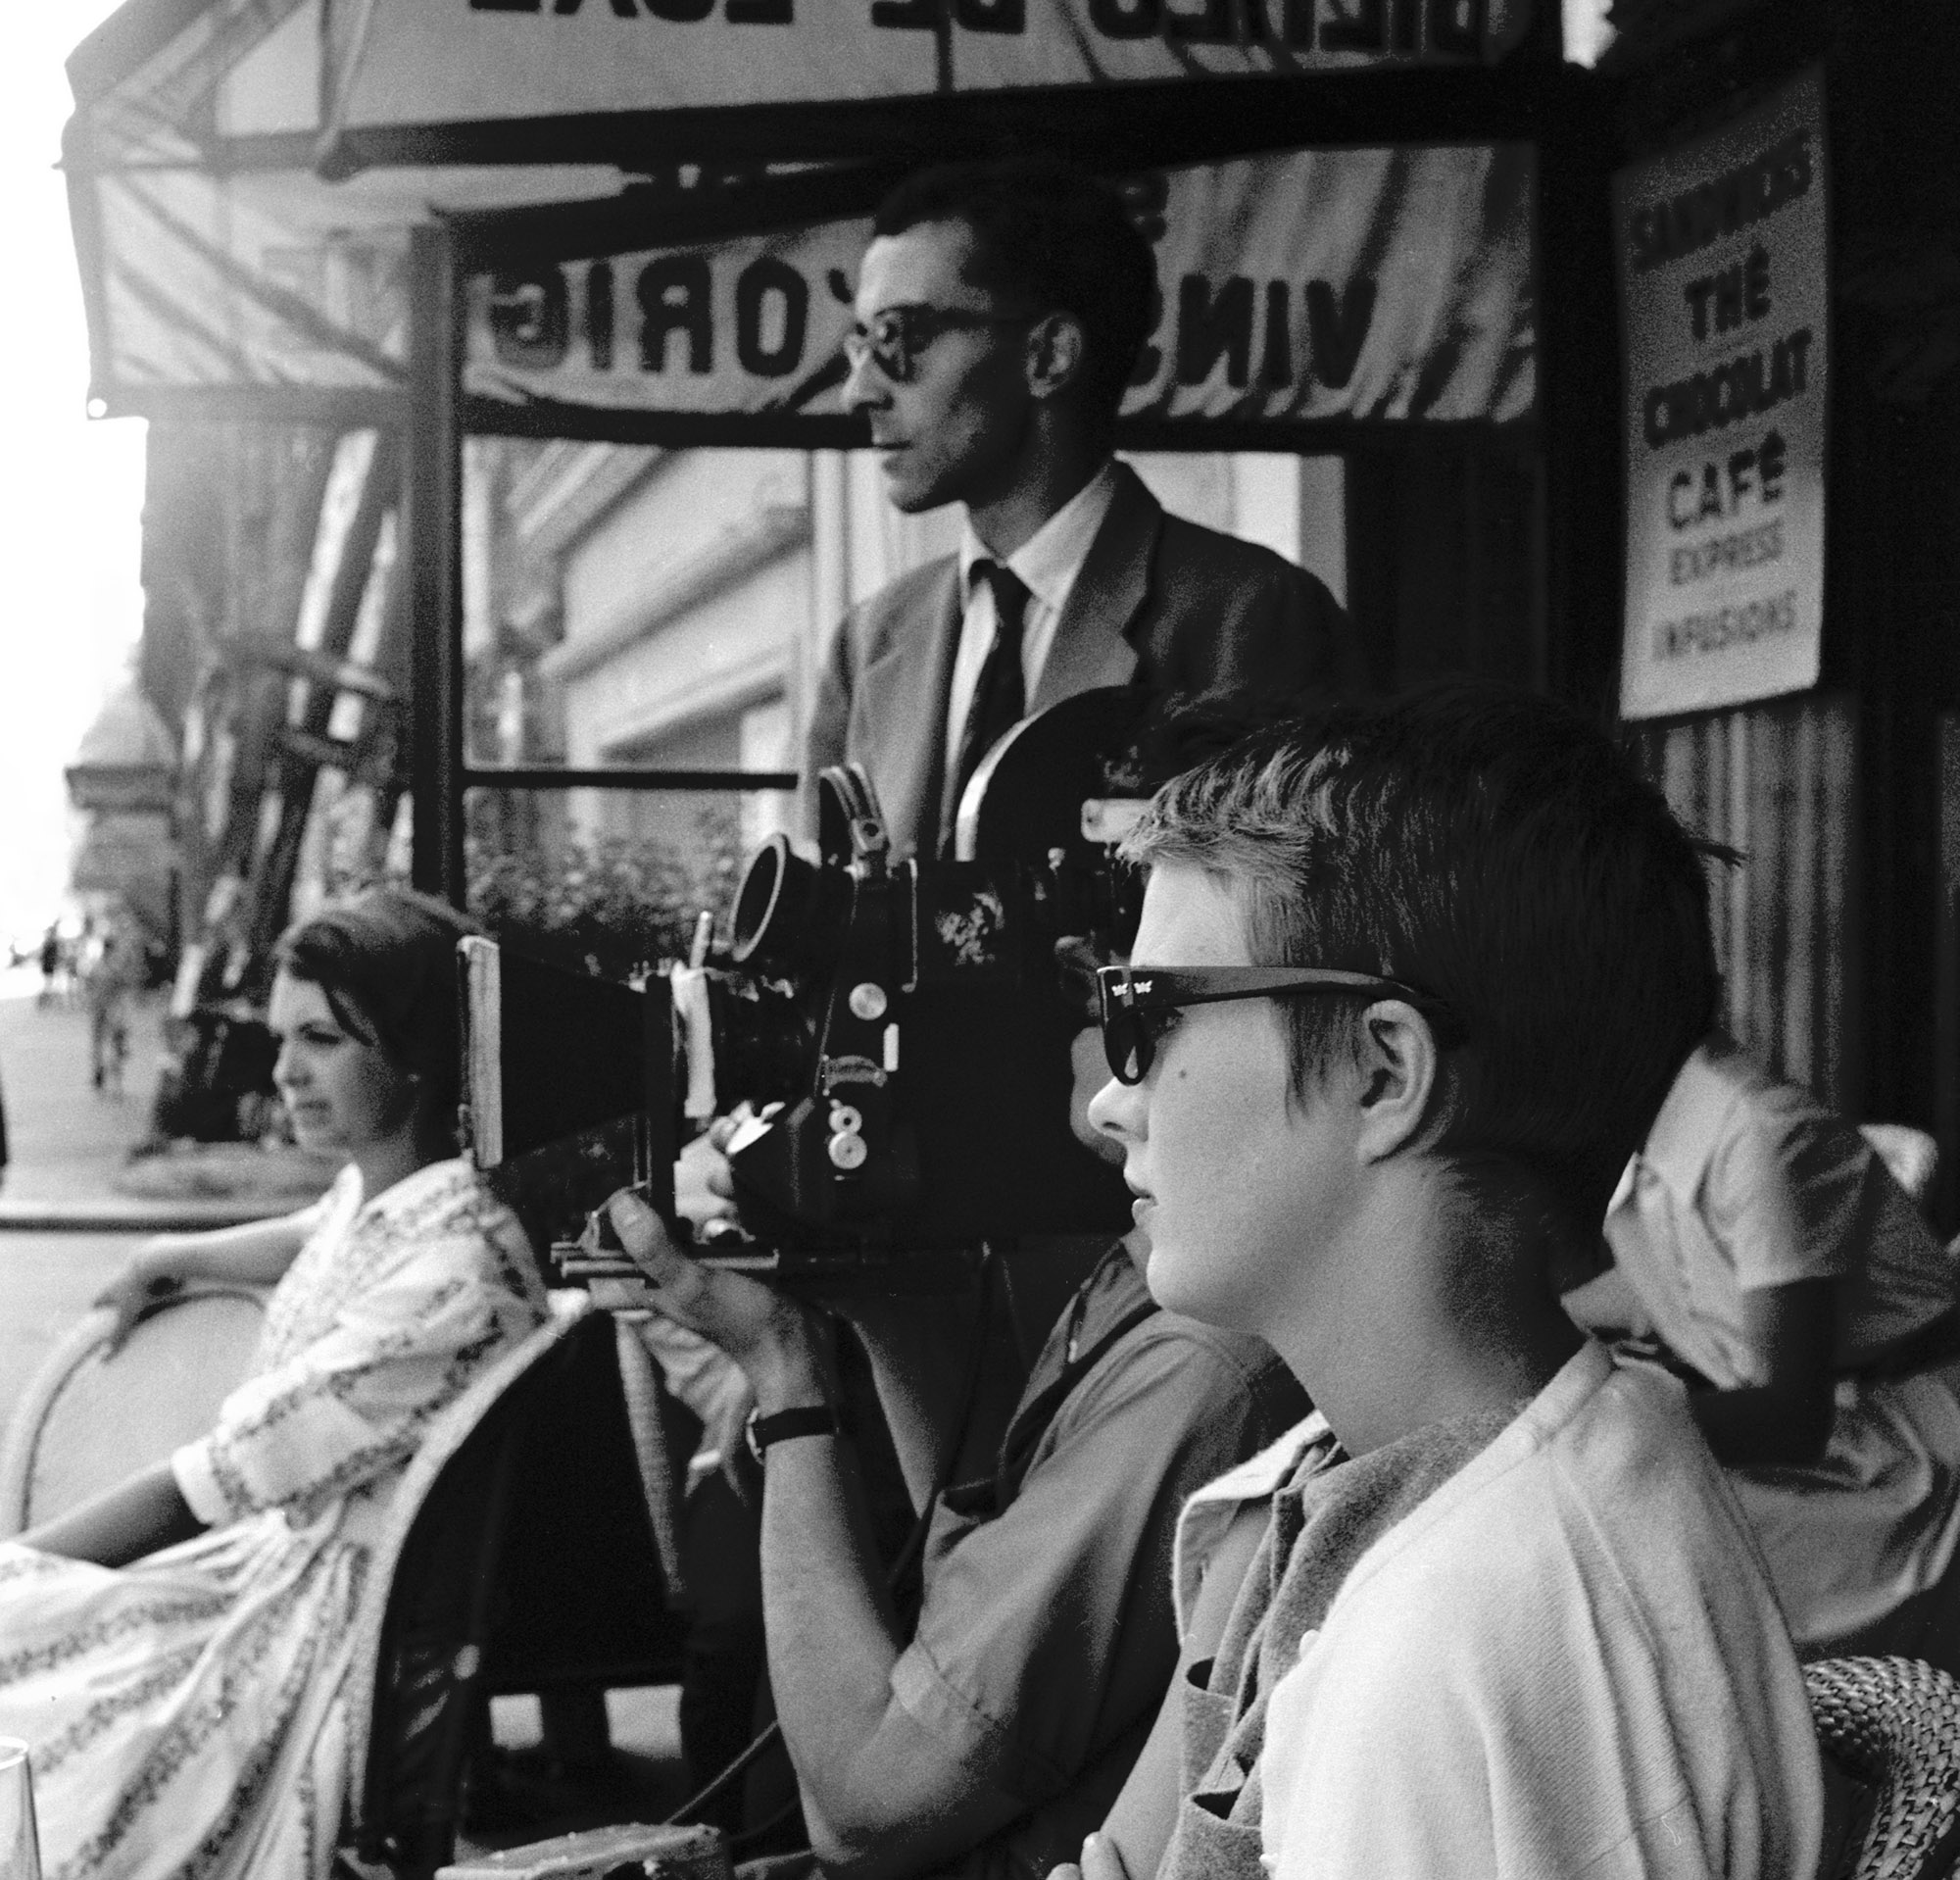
[1260,1342,1817,1879]
[1073,680,1824,1880]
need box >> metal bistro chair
[1807,1656,1960,1880]
[344,1291,598,1879]
[1,1282,687,1879]
[0,1280,271,1536]
[347,1296,692,1877]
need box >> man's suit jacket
[803,461,1363,857]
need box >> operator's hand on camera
[673,1117,741,1229]
[607,1187,832,1410]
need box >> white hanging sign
[1614,66,1829,721]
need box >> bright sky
[0,1,148,945]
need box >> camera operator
[608,971,1307,1880]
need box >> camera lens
[731,835,821,969]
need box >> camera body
[466,687,1148,1280]
[686,686,1147,1273]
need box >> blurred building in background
[63,674,176,951]
[467,440,1351,873]
[91,408,1533,1088]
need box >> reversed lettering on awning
[325,0,1535,137]
[466,146,1537,429]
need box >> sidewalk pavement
[1,964,165,1208]
[0,966,331,1229]
[0,966,318,1429]
[0,971,202,1429]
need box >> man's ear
[1025,312,1087,403]
[1352,1002,1443,1165]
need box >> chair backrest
[345,1291,595,1880]
[1807,1656,1960,1879]
[476,1311,690,1701]
[0,1284,268,1537]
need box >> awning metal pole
[406,222,466,905]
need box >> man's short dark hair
[873,160,1155,432]
[1125,683,1721,1229]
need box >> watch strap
[747,1404,840,1462]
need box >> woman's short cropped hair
[872,160,1156,433]
[272,887,483,1114]
[1124,683,1722,1229]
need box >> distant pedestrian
[83,926,138,1096]
[37,924,61,1008]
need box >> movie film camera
[461,687,1154,1282]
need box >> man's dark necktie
[950,560,1032,816]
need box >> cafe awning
[65,0,1605,907]
[66,0,1547,437]
[313,0,1538,175]
[64,0,641,424]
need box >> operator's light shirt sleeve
[888,1250,1303,1875]
[948,458,1120,752]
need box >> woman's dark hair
[872,160,1156,435]
[271,887,483,1117]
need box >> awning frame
[65,0,1626,906]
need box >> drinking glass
[0,1740,41,1880]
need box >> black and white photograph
[0,2,1956,1874]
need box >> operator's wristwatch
[746,1404,841,1465]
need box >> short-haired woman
[0,886,548,1878]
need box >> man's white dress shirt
[948,459,1120,760]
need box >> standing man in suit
[791,157,1362,1488]
[806,159,1358,859]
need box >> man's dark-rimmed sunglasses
[1094,964,1462,1085]
[843,303,1032,384]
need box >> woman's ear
[1352,1002,1443,1165]
[1025,312,1087,402]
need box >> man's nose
[840,346,888,415]
[272,1040,302,1087]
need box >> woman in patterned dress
[0,888,549,1879]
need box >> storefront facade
[1603,0,1960,1221]
[66,0,1960,1199]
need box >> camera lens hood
[731,835,821,970]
